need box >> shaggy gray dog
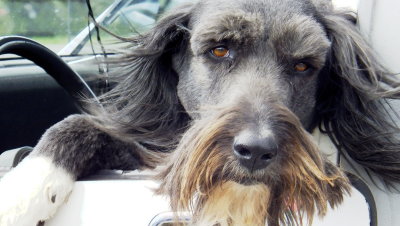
[1,0,400,225]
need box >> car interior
[0,36,101,153]
[0,0,399,225]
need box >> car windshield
[0,0,357,57]
[0,0,187,56]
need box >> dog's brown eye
[211,46,230,58]
[294,62,309,72]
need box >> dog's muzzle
[233,130,278,172]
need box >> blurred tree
[4,0,62,36]
[1,0,109,38]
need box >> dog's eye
[294,62,309,72]
[211,46,230,58]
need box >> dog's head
[92,0,400,224]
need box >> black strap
[346,172,378,226]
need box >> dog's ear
[321,10,399,98]
[315,9,400,188]
[89,4,193,147]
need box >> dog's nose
[233,131,278,171]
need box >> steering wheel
[0,36,101,107]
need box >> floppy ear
[89,4,193,147]
[315,9,400,188]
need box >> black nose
[233,131,278,171]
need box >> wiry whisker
[156,105,350,226]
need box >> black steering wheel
[0,36,101,106]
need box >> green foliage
[0,0,184,53]
[0,0,109,40]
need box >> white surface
[315,128,400,226]
[341,159,400,226]
[355,1,400,226]
[44,175,370,226]
[358,0,400,73]
[332,0,360,10]
[45,179,170,226]
[311,187,370,226]
[0,156,74,226]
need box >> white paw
[0,156,74,226]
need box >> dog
[1,0,400,225]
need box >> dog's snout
[233,131,277,171]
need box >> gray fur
[27,0,400,189]
[34,115,160,179]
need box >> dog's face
[173,0,330,176]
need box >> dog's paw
[0,156,74,226]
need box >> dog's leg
[0,115,157,226]
[0,155,74,226]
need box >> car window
[0,0,188,57]
[74,0,189,56]
[0,0,108,54]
